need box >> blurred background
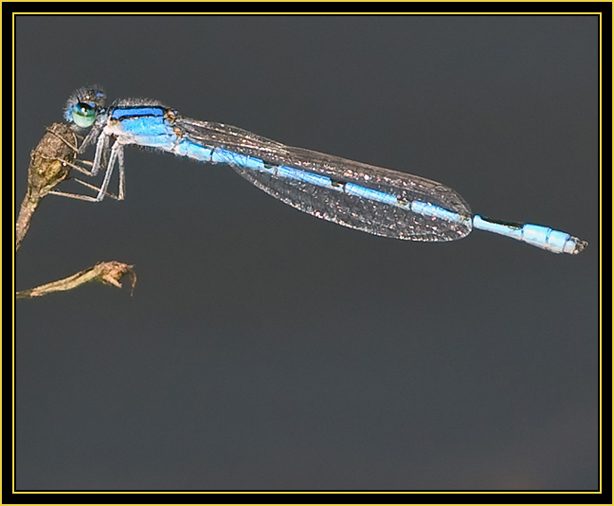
[15,15,599,490]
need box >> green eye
[71,103,97,128]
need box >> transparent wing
[176,117,473,241]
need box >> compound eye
[71,102,97,128]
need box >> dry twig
[16,123,77,250]
[16,262,136,299]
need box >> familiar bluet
[55,86,587,255]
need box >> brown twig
[16,123,78,251]
[16,262,137,299]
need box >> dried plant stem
[16,262,136,299]
[16,123,77,250]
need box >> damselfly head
[64,85,106,129]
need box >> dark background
[15,15,599,491]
